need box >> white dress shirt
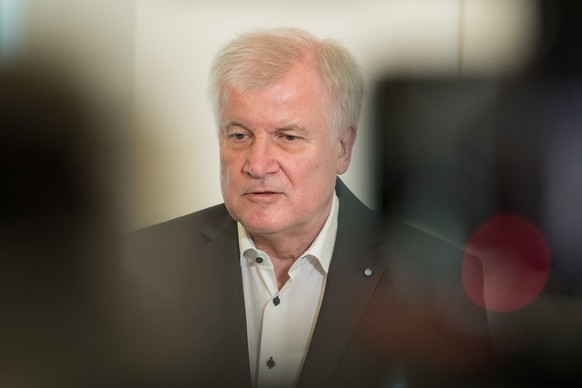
[238,194,339,388]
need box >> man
[120,28,493,387]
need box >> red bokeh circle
[463,215,551,312]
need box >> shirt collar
[238,192,339,274]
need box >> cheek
[220,161,235,189]
[219,153,243,193]
[315,150,339,176]
[218,157,226,181]
[293,157,335,189]
[219,154,232,191]
[219,149,234,175]
[219,166,227,197]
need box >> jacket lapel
[193,207,252,388]
[297,180,389,386]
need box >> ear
[336,125,357,174]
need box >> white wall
[132,0,537,229]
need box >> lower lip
[245,192,283,202]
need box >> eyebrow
[223,121,306,134]
[223,121,250,132]
[274,124,305,133]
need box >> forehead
[219,64,329,128]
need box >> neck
[252,233,315,262]
[250,223,324,290]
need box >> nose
[243,137,279,178]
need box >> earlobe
[336,126,357,174]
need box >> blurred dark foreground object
[373,1,582,386]
[0,63,124,387]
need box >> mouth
[247,191,281,196]
[244,191,283,201]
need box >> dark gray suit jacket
[118,180,493,387]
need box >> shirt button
[267,356,275,369]
[363,268,373,277]
[255,257,263,264]
[273,296,280,306]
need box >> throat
[271,257,295,290]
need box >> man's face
[218,63,355,242]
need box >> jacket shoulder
[124,203,232,260]
[130,203,229,238]
[135,203,228,231]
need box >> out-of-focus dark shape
[373,77,499,243]
[373,0,582,386]
[536,0,582,74]
[492,0,582,297]
[0,61,123,387]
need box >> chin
[241,221,281,236]
[238,215,285,236]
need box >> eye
[282,134,299,142]
[231,133,248,141]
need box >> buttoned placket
[253,254,311,388]
[254,253,284,387]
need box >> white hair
[208,27,364,138]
